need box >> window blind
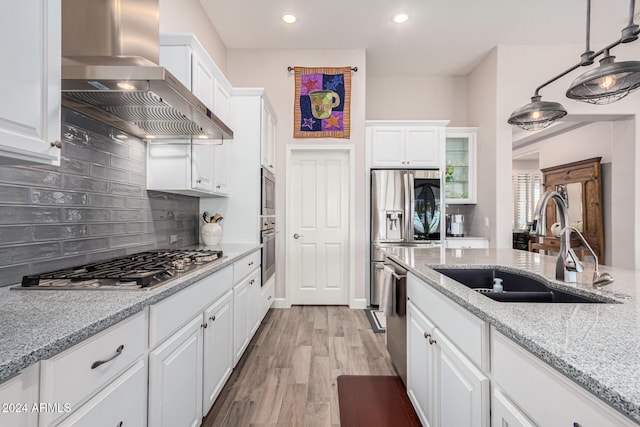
[513,173,541,230]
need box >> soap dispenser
[492,278,503,293]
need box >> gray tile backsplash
[0,108,199,287]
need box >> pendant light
[508,0,640,131]
[507,95,567,131]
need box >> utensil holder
[201,222,222,246]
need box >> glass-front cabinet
[445,128,477,204]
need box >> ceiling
[200,0,639,76]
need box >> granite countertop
[383,247,640,424]
[0,243,261,383]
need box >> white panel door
[191,52,215,111]
[288,149,350,305]
[491,387,538,427]
[191,142,214,193]
[0,0,61,165]
[407,301,436,427]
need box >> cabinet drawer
[40,311,146,422]
[407,273,489,370]
[55,359,147,427]
[233,251,260,283]
[492,329,636,427]
[150,266,233,348]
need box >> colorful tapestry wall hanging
[293,66,351,139]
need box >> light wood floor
[203,306,396,427]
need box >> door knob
[293,233,304,239]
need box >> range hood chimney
[61,0,233,141]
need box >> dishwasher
[384,258,408,386]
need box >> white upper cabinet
[148,34,233,197]
[367,121,448,169]
[159,34,233,127]
[0,0,61,166]
[261,97,277,174]
[445,127,477,204]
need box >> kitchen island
[384,246,640,425]
[0,243,260,384]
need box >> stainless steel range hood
[61,0,233,141]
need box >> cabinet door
[202,290,234,416]
[261,275,275,320]
[445,129,477,204]
[212,142,229,195]
[0,0,61,166]
[434,328,489,427]
[248,272,262,337]
[191,142,214,193]
[191,51,215,111]
[405,128,440,167]
[233,279,250,365]
[149,316,203,427]
[407,301,435,427]
[56,360,147,427]
[371,127,406,167]
[261,104,276,173]
[491,387,538,427]
[0,363,39,427]
[213,79,232,125]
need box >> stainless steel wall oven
[261,216,276,286]
[261,167,275,216]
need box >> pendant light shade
[507,95,568,131]
[566,54,640,104]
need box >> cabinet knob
[249,261,254,266]
[268,296,272,300]
[201,322,208,329]
[573,423,583,427]
[250,279,255,285]
[401,161,406,164]
[423,332,431,339]
[216,185,221,189]
[50,140,62,149]
[269,164,274,168]
[406,161,410,164]
[117,422,123,427]
[428,337,437,345]
[209,315,216,322]
[196,179,202,184]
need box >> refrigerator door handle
[403,172,410,242]
[408,171,416,242]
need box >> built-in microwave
[261,167,275,216]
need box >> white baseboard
[272,298,289,309]
[350,298,368,309]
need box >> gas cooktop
[16,249,225,290]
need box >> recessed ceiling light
[282,13,297,24]
[393,13,409,24]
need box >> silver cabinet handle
[50,140,62,149]
[423,332,431,339]
[209,315,216,322]
[91,345,124,369]
[428,337,437,345]
[293,233,304,239]
[201,322,208,329]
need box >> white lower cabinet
[407,301,436,427]
[39,311,147,427]
[491,329,637,427]
[491,387,536,427]
[56,360,147,427]
[407,301,489,427]
[202,290,234,416]
[148,266,235,427]
[261,275,275,319]
[0,363,39,427]
[233,268,261,365]
[149,316,203,427]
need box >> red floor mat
[337,375,422,427]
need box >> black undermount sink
[433,268,606,303]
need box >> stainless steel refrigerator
[370,169,443,305]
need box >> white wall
[366,75,468,125]
[159,0,228,72]
[466,48,498,243]
[226,48,367,305]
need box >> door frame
[285,144,356,307]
